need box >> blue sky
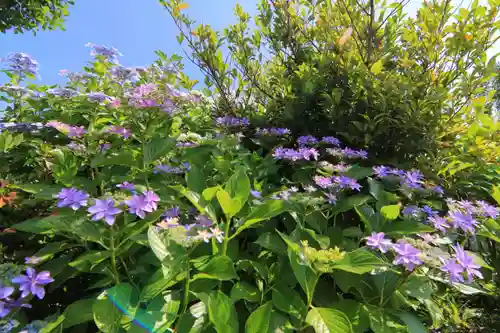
[0,0,258,86]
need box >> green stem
[110,229,120,285]
[182,268,191,312]
[221,219,232,256]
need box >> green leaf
[230,282,261,303]
[245,302,273,333]
[11,183,63,200]
[233,200,287,238]
[202,186,221,201]
[343,166,373,180]
[192,255,237,281]
[364,306,405,333]
[305,307,353,333]
[148,226,168,261]
[382,221,434,235]
[91,151,137,167]
[129,292,180,333]
[217,189,244,218]
[175,301,207,333]
[143,137,176,164]
[380,205,400,220]
[207,291,238,333]
[367,178,383,200]
[396,312,427,333]
[254,232,287,256]
[93,298,122,333]
[333,195,372,214]
[226,167,250,204]
[272,286,307,319]
[354,205,381,233]
[186,164,206,193]
[140,267,187,301]
[370,60,383,74]
[63,299,95,329]
[492,185,500,205]
[69,251,111,272]
[332,249,387,274]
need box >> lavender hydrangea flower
[0,285,14,300]
[333,175,361,191]
[422,205,438,216]
[154,164,185,174]
[448,210,478,234]
[88,198,122,225]
[196,230,213,243]
[373,165,391,178]
[402,206,421,219]
[273,147,319,161]
[365,232,392,253]
[327,147,367,159]
[107,126,131,139]
[25,256,41,265]
[250,190,262,198]
[402,170,423,189]
[325,192,337,204]
[125,195,151,219]
[157,217,180,229]
[2,52,39,76]
[87,92,111,103]
[392,241,423,271]
[256,128,290,136]
[46,121,70,132]
[432,185,444,195]
[332,163,350,173]
[85,43,122,62]
[215,116,249,127]
[67,126,87,138]
[56,188,89,210]
[46,88,79,98]
[297,135,318,146]
[321,136,341,146]
[428,215,450,233]
[210,227,224,243]
[440,258,465,283]
[196,215,213,227]
[452,244,483,282]
[475,200,498,219]
[457,200,475,214]
[314,176,333,188]
[144,191,160,211]
[12,268,54,299]
[117,182,135,191]
[163,207,180,218]
[66,142,85,152]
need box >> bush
[0,42,499,333]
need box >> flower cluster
[321,136,341,146]
[154,163,190,174]
[85,43,122,63]
[313,175,361,191]
[365,232,423,271]
[215,116,249,127]
[125,190,160,219]
[156,212,224,244]
[255,127,290,136]
[327,147,368,159]
[297,135,318,146]
[1,53,38,77]
[441,244,483,283]
[88,198,122,225]
[273,147,319,161]
[107,126,131,139]
[46,88,79,98]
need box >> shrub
[0,44,499,332]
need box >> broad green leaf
[364,306,406,333]
[254,232,287,256]
[202,186,221,201]
[186,164,206,193]
[343,166,373,180]
[91,151,137,167]
[175,301,207,333]
[333,195,372,214]
[93,298,122,333]
[492,185,500,205]
[148,226,168,261]
[367,178,383,200]
[383,221,434,235]
[396,312,427,333]
[354,205,381,233]
[370,60,383,74]
[63,299,95,329]
[143,137,176,164]
[170,185,217,221]
[305,307,353,333]
[207,291,238,333]
[272,286,307,319]
[69,251,111,272]
[40,315,66,332]
[11,183,62,200]
[217,189,243,218]
[226,167,250,204]
[140,267,187,301]
[380,205,400,220]
[332,249,387,274]
[233,200,287,238]
[129,292,180,333]
[230,282,261,303]
[33,241,76,262]
[245,302,273,333]
[192,255,237,281]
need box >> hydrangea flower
[196,230,213,243]
[321,136,341,146]
[448,210,478,234]
[325,192,337,204]
[125,191,159,219]
[67,126,87,138]
[432,185,444,195]
[273,147,319,161]
[157,217,180,229]
[256,128,290,136]
[85,43,122,62]
[46,121,70,132]
[46,88,79,98]
[402,205,421,219]
[163,207,180,218]
[12,268,54,299]
[452,244,483,282]
[107,126,131,139]
[0,285,14,300]
[373,165,391,178]
[196,215,213,227]
[56,188,89,210]
[392,241,423,271]
[422,205,438,216]
[314,176,333,188]
[154,164,185,174]
[332,163,350,173]
[332,175,361,191]
[2,52,38,76]
[25,256,41,265]
[210,227,224,243]
[428,215,450,233]
[250,190,262,198]
[457,200,475,214]
[215,116,249,127]
[440,258,465,283]
[87,92,111,103]
[297,135,318,146]
[143,191,160,211]
[327,147,367,159]
[117,182,135,191]
[88,198,122,225]
[365,232,392,253]
[66,142,85,152]
[475,200,498,219]
[402,170,423,189]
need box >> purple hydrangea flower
[392,241,423,271]
[0,285,14,300]
[46,88,79,98]
[196,230,213,243]
[332,163,350,173]
[67,126,87,138]
[88,198,122,225]
[250,190,262,198]
[475,200,498,219]
[325,192,337,204]
[440,258,465,283]
[56,188,89,210]
[326,147,367,159]
[422,205,438,216]
[457,200,475,214]
[85,43,122,62]
[402,205,421,219]
[365,232,392,253]
[117,182,135,191]
[432,186,444,195]
[448,210,478,234]
[2,52,39,76]
[388,168,405,177]
[176,141,198,148]
[256,128,290,136]
[373,165,391,178]
[333,175,361,191]
[154,164,185,174]
[196,215,213,227]
[108,126,131,139]
[67,142,85,152]
[163,207,180,218]
[297,135,318,146]
[452,244,483,282]
[143,191,160,211]
[321,136,341,146]
[87,92,111,103]
[157,217,180,229]
[125,195,151,219]
[0,299,31,318]
[109,66,140,82]
[215,116,249,127]
[12,268,54,299]
[402,170,424,189]
[428,215,450,233]
[273,147,319,161]
[210,227,224,243]
[314,176,333,188]
[25,256,41,265]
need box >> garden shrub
[0,42,499,333]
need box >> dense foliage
[0,0,73,34]
[0,0,499,332]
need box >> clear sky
[0,0,258,86]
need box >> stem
[221,219,232,256]
[182,268,191,313]
[110,228,120,285]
